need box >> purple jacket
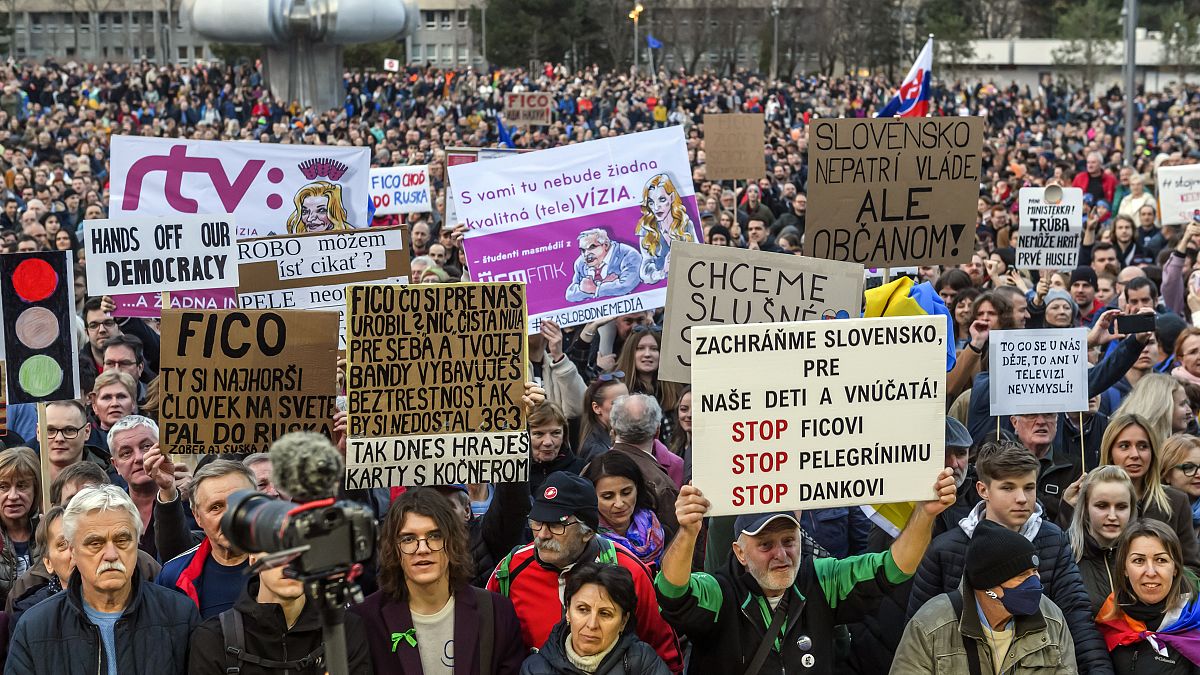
[652,440,684,489]
[350,585,527,675]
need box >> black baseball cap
[733,512,800,537]
[529,472,600,530]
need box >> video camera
[220,490,375,578]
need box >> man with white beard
[656,464,957,675]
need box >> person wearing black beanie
[894,518,1077,674]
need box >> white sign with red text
[691,315,946,516]
[369,165,431,215]
[108,136,371,239]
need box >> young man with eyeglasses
[353,488,525,675]
[77,296,161,395]
[487,471,683,673]
[39,399,119,486]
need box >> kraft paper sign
[806,117,984,267]
[159,309,339,454]
[703,113,765,181]
[344,282,530,488]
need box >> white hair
[107,414,158,451]
[62,484,144,544]
[578,228,611,246]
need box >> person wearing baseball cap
[655,468,957,675]
[893,520,1076,673]
[486,472,682,673]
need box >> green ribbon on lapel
[391,629,417,652]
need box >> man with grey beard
[487,471,683,673]
[7,485,198,674]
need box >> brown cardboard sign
[344,282,530,488]
[703,113,765,181]
[660,241,865,383]
[159,309,339,454]
[806,117,984,267]
[504,92,553,126]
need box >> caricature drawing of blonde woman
[285,180,352,234]
[634,173,697,283]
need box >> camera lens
[220,489,295,554]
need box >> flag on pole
[497,115,516,149]
[646,33,663,49]
[877,36,933,118]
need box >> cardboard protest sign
[0,252,80,404]
[989,328,1088,416]
[83,214,239,296]
[691,315,945,516]
[237,227,410,349]
[111,288,239,318]
[703,114,765,181]
[369,165,432,215]
[452,127,701,333]
[807,117,984,267]
[158,309,338,453]
[344,282,530,488]
[1016,187,1084,270]
[1156,164,1200,226]
[660,241,864,383]
[108,136,371,238]
[504,92,553,126]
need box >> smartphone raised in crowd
[1114,313,1157,335]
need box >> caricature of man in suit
[565,228,642,302]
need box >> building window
[195,46,204,59]
[427,44,437,62]
[30,15,42,32]
[116,46,125,58]
[112,12,123,26]
[131,12,139,25]
[66,47,76,57]
[78,14,89,32]
[147,46,155,59]
[423,11,436,30]
[179,46,187,59]
[457,10,468,28]
[458,46,468,64]
[439,11,451,30]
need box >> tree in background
[1052,0,1121,89]
[916,0,977,73]
[1153,2,1200,83]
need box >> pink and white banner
[109,136,371,239]
[450,127,701,332]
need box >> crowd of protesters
[0,53,1196,674]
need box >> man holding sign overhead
[655,470,957,675]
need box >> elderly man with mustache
[6,485,198,674]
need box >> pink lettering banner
[111,288,239,318]
[108,136,370,239]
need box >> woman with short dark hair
[521,564,669,675]
[351,489,527,675]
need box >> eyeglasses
[631,324,662,334]
[103,359,138,369]
[529,519,579,536]
[47,426,83,439]
[1176,463,1200,477]
[398,532,445,554]
[598,370,625,382]
[87,320,117,331]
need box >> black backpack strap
[476,588,494,675]
[947,591,982,675]
[219,608,245,675]
[218,606,325,673]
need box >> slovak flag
[877,37,933,118]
